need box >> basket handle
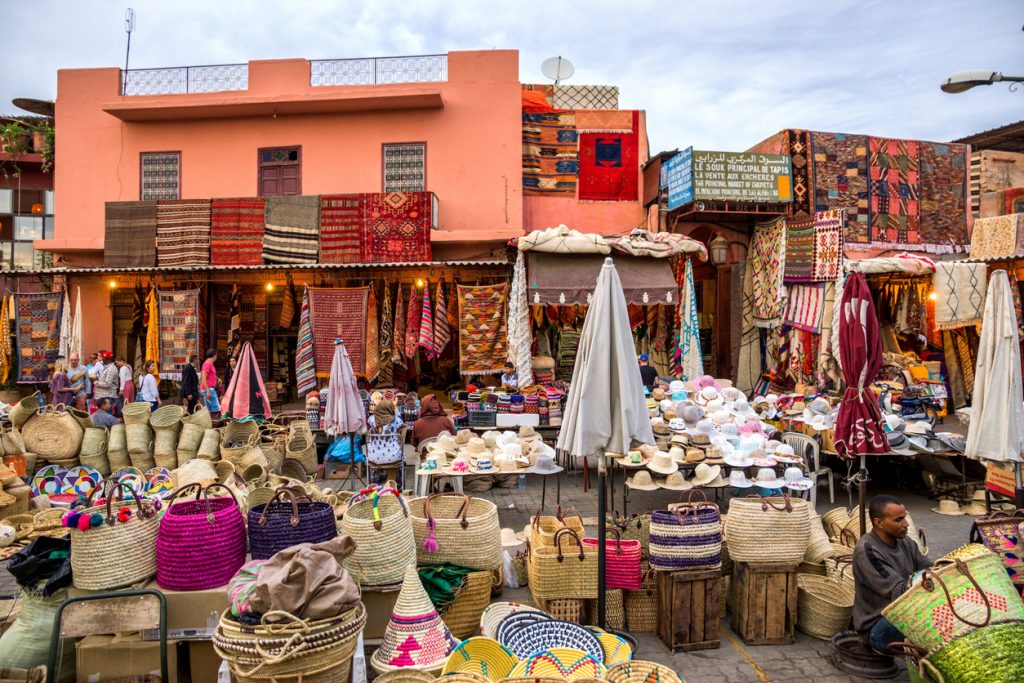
[682,488,709,504]
[917,529,927,549]
[203,483,243,519]
[103,482,153,524]
[969,522,981,545]
[258,487,306,528]
[84,477,129,507]
[553,528,585,562]
[839,527,858,548]
[557,505,583,525]
[368,489,407,530]
[424,493,471,530]
[920,558,992,629]
[165,482,205,508]
[886,640,926,658]
[606,511,630,532]
[750,493,793,512]
[832,555,854,579]
[674,501,720,525]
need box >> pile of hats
[416,427,563,480]
[882,414,965,455]
[620,444,726,492]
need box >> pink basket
[582,529,642,590]
[156,483,247,590]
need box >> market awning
[527,253,678,305]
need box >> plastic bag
[7,537,72,596]
[502,550,519,589]
[326,435,365,463]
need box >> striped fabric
[404,284,421,360]
[392,284,406,368]
[366,287,380,382]
[262,195,319,264]
[156,199,211,267]
[106,201,158,267]
[210,198,266,265]
[432,280,451,356]
[417,285,437,359]
[296,288,317,395]
[783,283,825,333]
[319,194,363,264]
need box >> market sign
[661,147,793,208]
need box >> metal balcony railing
[121,63,249,96]
[310,54,447,86]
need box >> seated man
[90,397,121,428]
[853,494,933,654]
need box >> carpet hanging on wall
[308,287,370,378]
[522,111,579,195]
[263,195,320,264]
[106,201,158,267]
[295,288,317,396]
[457,283,509,376]
[363,192,433,263]
[577,110,639,201]
[157,288,201,382]
[319,194,364,264]
[156,199,211,267]
[210,197,266,266]
[15,291,62,384]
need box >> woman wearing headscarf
[367,399,404,486]
[411,395,455,447]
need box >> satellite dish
[541,56,574,84]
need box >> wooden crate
[731,561,798,645]
[656,569,721,652]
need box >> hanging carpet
[15,291,62,384]
[433,280,451,357]
[577,110,639,201]
[522,111,578,195]
[366,287,380,382]
[262,195,319,264]
[210,197,265,266]
[933,262,987,330]
[749,217,786,326]
[157,288,201,382]
[295,288,317,395]
[970,214,1024,260]
[318,194,363,264]
[363,192,433,263]
[812,209,844,281]
[457,283,509,376]
[783,283,826,333]
[308,287,370,378]
[156,199,210,267]
[105,201,157,267]
[784,217,816,283]
[417,285,437,359]
[405,284,421,360]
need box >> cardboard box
[140,582,230,640]
[76,634,179,683]
[186,641,221,683]
[361,586,401,640]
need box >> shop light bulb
[265,283,274,292]
[928,291,937,301]
[108,280,117,289]
[416,278,425,289]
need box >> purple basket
[649,503,723,571]
[157,483,247,590]
[247,487,337,560]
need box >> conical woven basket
[371,565,459,674]
[150,404,184,432]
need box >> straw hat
[501,528,526,554]
[931,499,964,516]
[627,470,660,491]
[433,433,458,455]
[496,458,520,474]
[693,386,721,407]
[783,466,814,491]
[460,438,490,458]
[668,446,687,464]
[528,452,564,476]
[669,433,690,448]
[371,565,460,674]
[721,386,744,403]
[647,451,679,475]
[684,448,705,465]
[455,429,474,446]
[703,446,725,465]
[518,425,542,444]
[723,451,753,468]
[471,455,495,474]
[658,471,693,491]
[703,470,729,488]
[729,470,753,488]
[689,463,721,487]
[652,387,668,401]
[663,409,677,421]
[619,450,649,468]
[652,422,671,437]
[960,491,990,516]
[417,453,446,476]
[447,456,472,475]
[691,432,711,447]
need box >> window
[383,142,426,192]
[0,188,53,270]
[140,151,181,200]
[258,147,301,197]
[0,189,11,214]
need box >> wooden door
[258,147,301,197]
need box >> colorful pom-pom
[89,513,104,528]
[61,512,74,528]
[76,515,91,531]
[117,507,131,524]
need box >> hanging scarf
[279,277,296,328]
[379,283,393,365]
[296,288,317,395]
[0,294,9,385]
[507,251,533,387]
[677,258,703,382]
[227,284,241,359]
[433,280,452,357]
[145,287,160,379]
[366,286,380,382]
[417,284,438,359]
[405,284,421,360]
[132,285,146,334]
[392,283,406,367]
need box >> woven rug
[363,192,433,263]
[578,110,639,202]
[868,137,920,245]
[783,283,825,333]
[417,285,438,359]
[157,288,201,382]
[366,287,379,382]
[811,132,869,243]
[919,141,968,247]
[379,283,393,366]
[295,289,317,395]
[433,280,451,356]
[105,201,157,267]
[575,109,634,133]
[15,292,62,383]
[392,283,406,367]
[156,199,211,267]
[787,130,813,217]
[812,209,844,280]
[263,195,319,264]
[405,284,421,360]
[210,198,265,265]
[557,329,580,382]
[750,217,786,326]
[319,194,363,264]
[523,112,578,195]
[970,214,1021,260]
[308,287,369,377]
[457,284,508,376]
[784,217,815,283]
[934,262,987,329]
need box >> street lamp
[941,70,1024,94]
[709,234,730,266]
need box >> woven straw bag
[238,444,269,470]
[585,589,626,630]
[126,423,152,455]
[153,429,179,469]
[651,490,722,571]
[805,514,836,564]
[198,428,221,460]
[8,394,40,428]
[822,507,851,539]
[530,506,586,550]
[66,407,93,429]
[796,575,854,640]
[182,404,213,430]
[21,406,83,465]
[80,427,107,456]
[224,420,260,446]
[623,561,658,632]
[260,435,286,474]
[341,488,416,587]
[150,404,184,432]
[605,661,683,683]
[441,570,493,639]
[0,425,25,456]
[606,511,651,555]
[582,529,642,590]
[971,509,1024,585]
[285,429,318,474]
[725,494,810,564]
[410,493,502,570]
[70,482,161,589]
[174,458,218,489]
[247,488,338,560]
[122,401,152,425]
[921,619,1024,683]
[107,424,126,451]
[527,528,598,601]
[178,422,205,454]
[157,483,246,590]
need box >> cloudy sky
[5,0,1021,152]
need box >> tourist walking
[137,360,161,411]
[49,358,73,407]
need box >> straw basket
[8,394,40,428]
[582,529,642,590]
[238,445,269,470]
[531,507,587,550]
[585,589,626,630]
[70,482,161,590]
[198,428,221,461]
[372,672,433,683]
[925,619,1024,682]
[725,494,810,564]
[153,429,179,469]
[649,491,722,571]
[182,404,213,430]
[151,404,184,432]
[260,435,286,474]
[66,407,93,428]
[527,528,598,601]
[796,575,855,640]
[247,484,275,511]
[822,507,851,539]
[221,433,257,467]
[805,515,836,564]
[623,562,658,632]
[177,422,205,454]
[247,488,337,560]
[409,494,501,570]
[107,424,126,451]
[971,509,1024,585]
[442,638,518,680]
[341,488,416,587]
[122,401,152,425]
[606,511,651,555]
[224,420,260,446]
[80,427,107,455]
[174,458,218,489]
[539,598,585,623]
[126,423,152,455]
[0,426,25,456]
[157,483,247,590]
[21,406,83,466]
[605,660,684,683]
[285,429,318,475]
[441,570,494,639]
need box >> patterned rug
[417,285,437,359]
[404,284,421,360]
[295,289,317,395]
[557,329,581,382]
[15,292,62,383]
[157,288,201,382]
[970,214,1023,259]
[750,217,786,326]
[363,192,432,263]
[366,287,379,382]
[812,209,844,281]
[787,130,813,218]
[934,262,987,329]
[210,198,266,266]
[433,280,451,357]
[811,132,869,243]
[783,283,825,333]
[319,194,363,264]
[575,109,634,133]
[869,138,920,246]
[457,284,509,376]
[522,112,578,195]
[105,201,158,267]
[784,217,816,283]
[263,195,319,264]
[156,199,211,267]
[308,287,369,377]
[919,142,968,246]
[578,110,639,202]
[392,283,406,367]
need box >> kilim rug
[417,285,438,359]
[15,292,62,384]
[934,262,987,330]
[405,284,421,360]
[210,198,265,266]
[366,287,380,382]
[812,209,844,281]
[157,288,201,382]
[578,110,639,202]
[319,194,363,264]
[363,192,433,263]
[919,142,968,248]
[783,284,825,333]
[295,289,317,395]
[392,283,406,367]
[433,280,451,357]
[556,329,580,382]
[784,217,815,283]
[811,132,869,243]
[457,284,509,376]
[156,199,211,267]
[379,283,393,366]
[970,215,1022,260]
[263,195,319,264]
[749,217,786,327]
[522,112,578,195]
[868,138,920,247]
[308,287,369,378]
[786,130,813,218]
[105,201,157,267]
[574,109,634,133]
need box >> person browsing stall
[638,354,658,391]
[92,351,119,410]
[49,358,72,407]
[500,362,519,391]
[137,360,160,411]
[91,397,120,428]
[67,353,89,410]
[853,495,933,654]
[199,348,221,416]
[411,395,455,447]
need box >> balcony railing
[121,63,249,96]
[310,54,448,87]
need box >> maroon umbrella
[833,273,888,459]
[220,341,272,419]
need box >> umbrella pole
[859,455,867,536]
[1016,462,1024,509]
[597,452,607,629]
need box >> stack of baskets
[78,427,109,476]
[150,404,185,469]
[285,422,318,474]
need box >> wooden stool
[656,568,721,652]
[731,561,798,645]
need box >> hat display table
[731,561,799,645]
[656,568,721,652]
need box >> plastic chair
[412,435,437,496]
[781,431,834,506]
[48,589,168,683]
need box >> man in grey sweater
[853,495,933,654]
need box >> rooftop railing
[310,54,448,86]
[121,63,249,96]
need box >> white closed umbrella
[322,339,366,437]
[58,288,71,359]
[556,257,654,627]
[70,286,83,359]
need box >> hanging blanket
[557,329,581,382]
[522,111,578,195]
[319,194,363,264]
[457,284,509,376]
[295,289,317,395]
[105,201,157,267]
[405,284,421,360]
[433,280,451,358]
[379,284,393,366]
[156,199,211,267]
[392,284,406,368]
[812,209,844,280]
[577,110,639,202]
[969,214,1023,260]
[750,217,786,326]
[783,283,825,333]
[308,287,370,378]
[677,259,703,381]
[363,192,433,263]
[784,217,815,283]
[210,198,265,266]
[262,195,319,264]
[574,109,635,133]
[933,262,987,329]
[365,287,380,382]
[157,288,201,381]
[15,292,62,384]
[417,285,437,359]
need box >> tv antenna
[123,8,136,94]
[541,56,574,85]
